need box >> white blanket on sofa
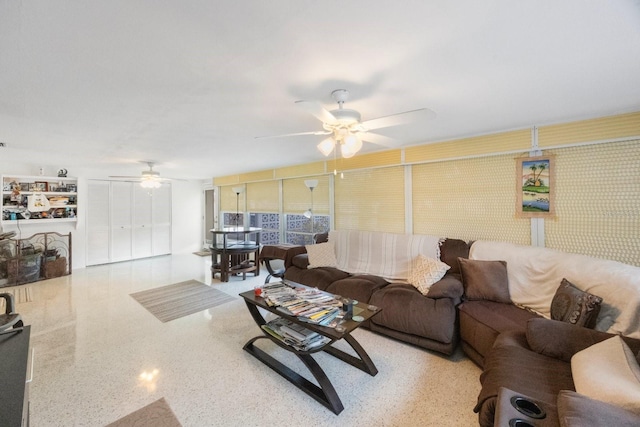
[329,230,441,283]
[470,240,640,339]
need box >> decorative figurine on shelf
[58,168,68,177]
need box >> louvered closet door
[110,181,133,262]
[132,185,153,259]
[86,180,110,265]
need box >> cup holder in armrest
[510,396,546,419]
[509,419,536,427]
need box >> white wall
[1,162,203,269]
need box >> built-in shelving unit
[2,175,78,226]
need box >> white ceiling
[1,1,640,180]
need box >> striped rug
[130,280,235,322]
[106,397,182,427]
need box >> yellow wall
[213,112,640,265]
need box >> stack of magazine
[262,317,331,351]
[261,282,343,327]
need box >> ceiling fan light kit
[109,161,178,188]
[264,88,435,160]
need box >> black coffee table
[240,282,381,415]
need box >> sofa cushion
[283,265,350,291]
[458,258,511,303]
[369,283,457,343]
[459,300,540,366]
[291,253,310,269]
[557,390,640,427]
[408,254,450,295]
[305,242,337,268]
[425,274,464,300]
[571,335,640,415]
[526,317,640,363]
[551,278,603,328]
[325,275,388,305]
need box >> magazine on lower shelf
[261,317,331,351]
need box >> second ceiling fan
[259,89,436,158]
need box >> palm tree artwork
[521,158,551,213]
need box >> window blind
[335,166,405,233]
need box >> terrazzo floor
[9,253,482,426]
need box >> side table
[210,227,261,282]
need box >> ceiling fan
[109,162,174,188]
[257,89,436,158]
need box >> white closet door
[110,182,133,262]
[87,181,110,265]
[152,183,172,255]
[132,185,153,259]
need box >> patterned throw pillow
[408,254,451,295]
[551,278,603,328]
[305,242,337,269]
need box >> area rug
[130,280,235,322]
[106,397,182,427]
[192,249,211,257]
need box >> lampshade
[341,143,356,158]
[304,179,318,190]
[343,133,362,153]
[317,138,336,157]
[303,209,312,219]
[141,179,161,189]
[231,186,244,195]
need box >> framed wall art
[33,181,48,192]
[516,155,555,218]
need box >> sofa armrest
[426,274,464,299]
[526,317,640,363]
[283,246,308,269]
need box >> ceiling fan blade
[361,108,436,131]
[255,130,331,140]
[108,175,142,179]
[295,100,338,124]
[360,132,397,148]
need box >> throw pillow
[305,242,337,269]
[557,390,640,427]
[571,335,640,416]
[551,278,603,329]
[458,258,511,303]
[408,254,451,295]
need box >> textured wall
[412,154,530,244]
[335,166,405,233]
[546,140,640,266]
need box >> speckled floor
[10,254,481,427]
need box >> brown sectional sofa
[280,235,640,425]
[283,237,470,355]
[475,318,640,426]
[457,240,640,426]
[458,300,541,367]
